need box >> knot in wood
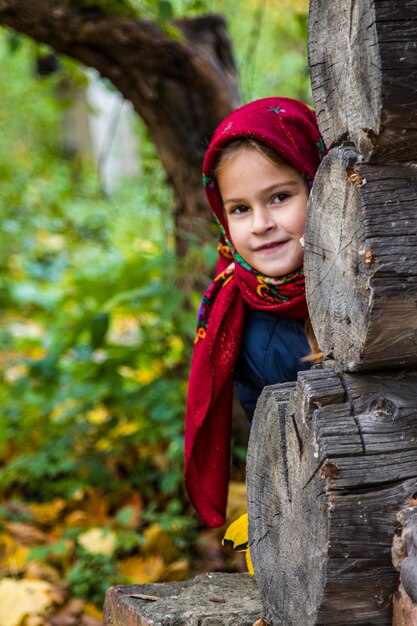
[346,165,367,187]
[320,459,340,480]
[364,249,375,267]
[367,397,399,419]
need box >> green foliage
[73,0,141,18]
[0,31,193,513]
[217,0,311,103]
[67,550,119,606]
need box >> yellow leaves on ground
[0,532,29,575]
[0,490,191,623]
[222,513,254,575]
[78,528,117,556]
[6,522,48,546]
[118,523,190,584]
[28,500,67,526]
[0,578,55,626]
[142,523,179,561]
[118,555,165,584]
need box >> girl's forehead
[217,147,304,189]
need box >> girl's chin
[250,256,304,277]
[247,245,303,276]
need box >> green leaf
[158,0,173,20]
[90,311,110,349]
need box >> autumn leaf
[118,555,165,584]
[29,499,66,526]
[0,578,55,626]
[142,522,179,561]
[0,532,29,575]
[78,528,117,556]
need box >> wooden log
[308,0,417,162]
[247,364,417,626]
[305,146,417,371]
[103,573,263,626]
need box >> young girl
[184,97,326,528]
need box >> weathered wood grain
[305,146,417,371]
[309,0,417,161]
[103,573,263,626]
[247,365,417,625]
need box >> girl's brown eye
[273,193,289,203]
[231,205,249,215]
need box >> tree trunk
[0,1,239,252]
[304,146,417,371]
[308,0,417,162]
[247,364,417,626]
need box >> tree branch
[0,0,240,246]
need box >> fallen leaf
[0,578,54,626]
[0,532,29,574]
[63,510,89,529]
[24,616,46,626]
[118,555,165,584]
[25,560,61,583]
[142,523,179,560]
[78,528,116,556]
[29,500,66,526]
[209,597,226,603]
[127,593,161,601]
[7,522,48,546]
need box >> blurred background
[0,1,309,624]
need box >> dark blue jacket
[234,309,312,418]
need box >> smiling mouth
[254,241,288,253]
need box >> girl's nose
[251,208,276,235]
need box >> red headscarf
[185,97,325,527]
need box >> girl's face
[218,147,308,277]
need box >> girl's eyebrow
[262,180,300,192]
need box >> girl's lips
[254,240,288,254]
